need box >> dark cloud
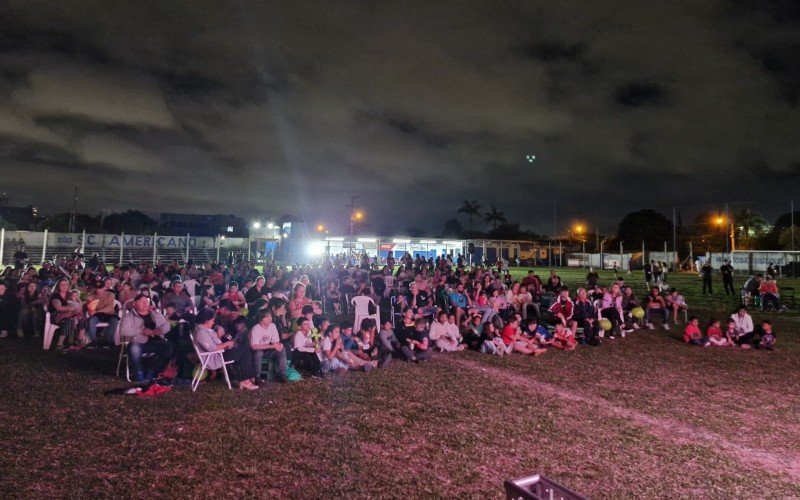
[0,0,798,235]
[614,82,669,109]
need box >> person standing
[720,259,735,295]
[13,244,28,270]
[701,261,713,295]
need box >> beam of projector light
[234,1,311,227]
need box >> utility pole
[346,195,360,232]
[672,206,677,271]
[724,202,730,254]
[69,184,79,233]
[553,198,558,245]
[346,195,360,256]
[595,225,600,252]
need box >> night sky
[1,1,798,235]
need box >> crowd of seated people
[0,249,783,388]
[682,306,777,350]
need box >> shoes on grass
[238,380,258,391]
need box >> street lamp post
[574,224,586,268]
[350,210,364,257]
[715,216,725,253]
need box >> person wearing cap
[120,293,174,383]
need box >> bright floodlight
[252,222,261,229]
[266,222,274,229]
[307,241,325,257]
[526,154,536,163]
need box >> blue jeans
[88,315,119,342]
[128,341,174,378]
[646,307,668,324]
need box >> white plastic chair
[115,308,131,381]
[43,306,60,350]
[94,300,123,342]
[190,332,234,392]
[351,295,380,332]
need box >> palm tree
[483,205,507,230]
[457,200,482,232]
[733,208,771,248]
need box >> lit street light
[572,223,586,267]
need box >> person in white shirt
[320,324,349,374]
[730,306,755,347]
[250,311,287,383]
[291,317,324,377]
[429,311,464,352]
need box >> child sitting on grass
[551,322,577,351]
[723,319,738,346]
[706,318,729,347]
[757,320,776,350]
[479,321,505,355]
[683,316,709,346]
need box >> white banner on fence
[2,231,247,249]
[711,251,796,272]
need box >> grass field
[1,268,799,498]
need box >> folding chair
[190,332,234,392]
[43,306,60,350]
[114,323,131,381]
[95,300,123,344]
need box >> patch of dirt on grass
[450,356,800,482]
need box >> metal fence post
[558,240,562,267]
[186,233,190,263]
[119,232,124,265]
[42,229,48,263]
[0,228,4,266]
[216,234,221,263]
[152,232,157,266]
[642,240,645,267]
[80,229,86,256]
